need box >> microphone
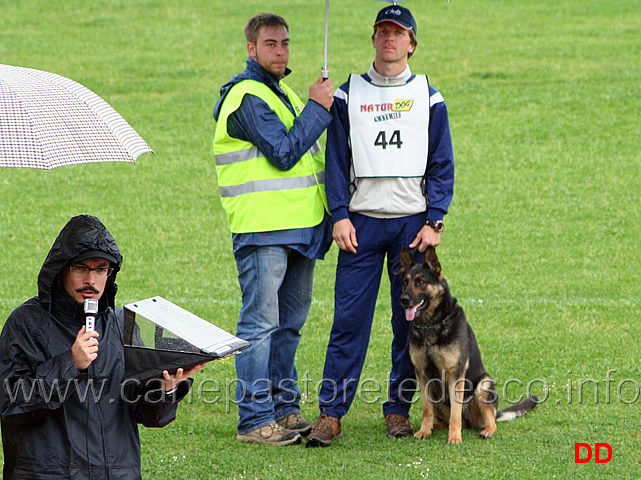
[84,299,99,332]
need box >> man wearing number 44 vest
[306,3,455,447]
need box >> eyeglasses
[67,265,114,278]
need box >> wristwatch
[425,219,444,232]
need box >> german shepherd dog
[399,246,537,444]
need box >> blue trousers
[318,213,424,419]
[234,246,315,434]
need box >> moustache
[76,286,100,294]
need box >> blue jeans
[234,245,315,434]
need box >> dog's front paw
[414,429,432,439]
[447,433,463,445]
[479,428,494,440]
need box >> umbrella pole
[322,0,329,79]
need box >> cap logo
[385,8,402,16]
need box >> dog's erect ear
[424,246,442,278]
[399,247,415,271]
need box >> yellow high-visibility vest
[214,79,327,233]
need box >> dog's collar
[413,323,439,331]
[412,312,454,330]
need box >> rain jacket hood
[38,214,122,311]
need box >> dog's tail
[496,395,538,422]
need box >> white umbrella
[0,64,153,170]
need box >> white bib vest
[348,74,429,178]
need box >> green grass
[1,0,641,478]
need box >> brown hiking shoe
[385,413,413,438]
[277,412,313,437]
[305,414,342,448]
[237,422,302,446]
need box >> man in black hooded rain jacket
[0,215,205,480]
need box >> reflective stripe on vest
[219,171,326,198]
[215,142,322,166]
[213,79,327,233]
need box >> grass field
[1,0,640,478]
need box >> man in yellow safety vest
[213,12,334,446]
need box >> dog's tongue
[405,305,419,322]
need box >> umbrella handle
[322,0,329,79]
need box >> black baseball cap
[374,4,417,34]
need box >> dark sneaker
[237,422,302,446]
[277,412,313,437]
[385,413,413,438]
[305,414,342,448]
